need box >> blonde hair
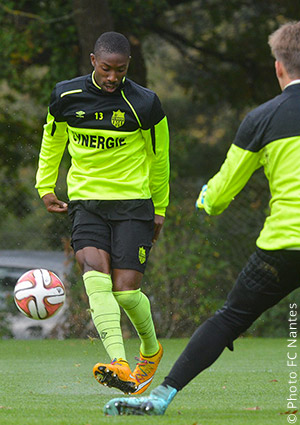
[268,21,300,78]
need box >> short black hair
[94,32,131,57]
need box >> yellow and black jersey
[203,82,300,250]
[36,72,170,216]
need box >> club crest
[111,110,125,128]
[139,246,146,264]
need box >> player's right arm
[42,193,68,213]
[35,88,69,212]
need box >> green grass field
[0,338,292,424]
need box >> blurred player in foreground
[36,32,169,395]
[104,21,300,415]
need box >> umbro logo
[75,110,85,118]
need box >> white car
[0,250,70,339]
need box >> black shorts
[68,199,154,273]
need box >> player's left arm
[143,115,169,241]
[143,94,170,212]
[197,143,262,215]
[148,115,170,215]
[153,214,164,244]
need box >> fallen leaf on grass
[88,335,97,344]
[270,379,278,382]
[244,406,261,411]
[0,406,12,410]
[280,410,298,415]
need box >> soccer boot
[131,341,163,394]
[103,384,177,416]
[93,358,137,394]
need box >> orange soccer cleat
[93,358,137,394]
[132,341,163,395]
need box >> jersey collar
[91,71,126,93]
[284,79,300,89]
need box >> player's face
[90,52,130,93]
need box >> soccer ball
[14,269,65,320]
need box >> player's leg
[110,217,163,394]
[112,269,163,394]
[113,270,159,356]
[68,201,136,394]
[76,248,124,358]
[78,249,136,394]
[163,247,300,391]
[104,247,300,415]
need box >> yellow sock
[114,289,159,356]
[83,270,126,361]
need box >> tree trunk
[72,0,147,85]
[127,34,147,87]
[72,0,113,75]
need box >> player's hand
[153,214,165,243]
[42,193,68,213]
[195,184,207,210]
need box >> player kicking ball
[36,31,169,396]
[104,20,300,415]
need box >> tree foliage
[152,0,282,107]
[0,1,78,101]
[0,0,299,337]
[1,0,299,110]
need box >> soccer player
[103,21,300,415]
[36,32,168,395]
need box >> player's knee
[210,306,254,343]
[112,269,143,291]
[76,247,110,274]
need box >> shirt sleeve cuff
[154,207,166,217]
[37,188,55,198]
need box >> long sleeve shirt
[203,82,300,250]
[36,72,170,216]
